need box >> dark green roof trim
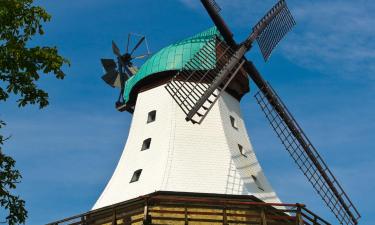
[124,27,221,103]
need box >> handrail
[47,192,331,225]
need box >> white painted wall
[93,84,280,210]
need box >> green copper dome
[124,27,221,104]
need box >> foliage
[0,0,69,107]
[0,121,27,225]
[0,0,69,224]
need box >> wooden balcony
[47,191,330,225]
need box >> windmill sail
[101,58,121,88]
[176,0,361,224]
[253,0,296,61]
[165,37,245,124]
[207,0,221,12]
[254,82,360,225]
[166,0,296,124]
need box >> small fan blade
[112,75,122,89]
[126,33,131,53]
[100,59,116,72]
[112,41,121,57]
[130,36,145,55]
[132,54,148,60]
[101,70,121,88]
[126,66,138,75]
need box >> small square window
[130,169,142,183]
[252,175,264,191]
[230,116,238,130]
[147,110,156,123]
[238,144,247,157]
[141,138,151,151]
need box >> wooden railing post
[143,199,152,225]
[313,216,318,225]
[261,208,267,225]
[184,205,188,225]
[223,208,228,225]
[296,204,304,225]
[81,216,86,225]
[112,209,117,225]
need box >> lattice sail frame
[165,0,296,124]
[165,36,244,124]
[254,83,361,225]
[253,0,296,61]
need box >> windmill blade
[252,0,296,60]
[101,58,122,88]
[112,41,121,57]
[252,78,360,225]
[201,0,295,60]
[132,54,149,60]
[165,36,246,124]
[198,1,360,224]
[100,58,117,72]
[101,70,121,88]
[126,66,138,75]
[200,0,236,48]
[207,0,221,12]
[174,0,295,123]
[126,33,131,53]
[144,36,151,56]
[130,36,145,55]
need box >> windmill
[48,1,362,225]
[101,33,150,111]
[165,0,360,225]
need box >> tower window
[130,169,142,183]
[147,110,156,123]
[230,116,238,130]
[238,144,247,157]
[141,138,151,151]
[252,175,264,191]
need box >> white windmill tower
[48,1,360,225]
[94,26,280,209]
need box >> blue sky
[1,0,374,224]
